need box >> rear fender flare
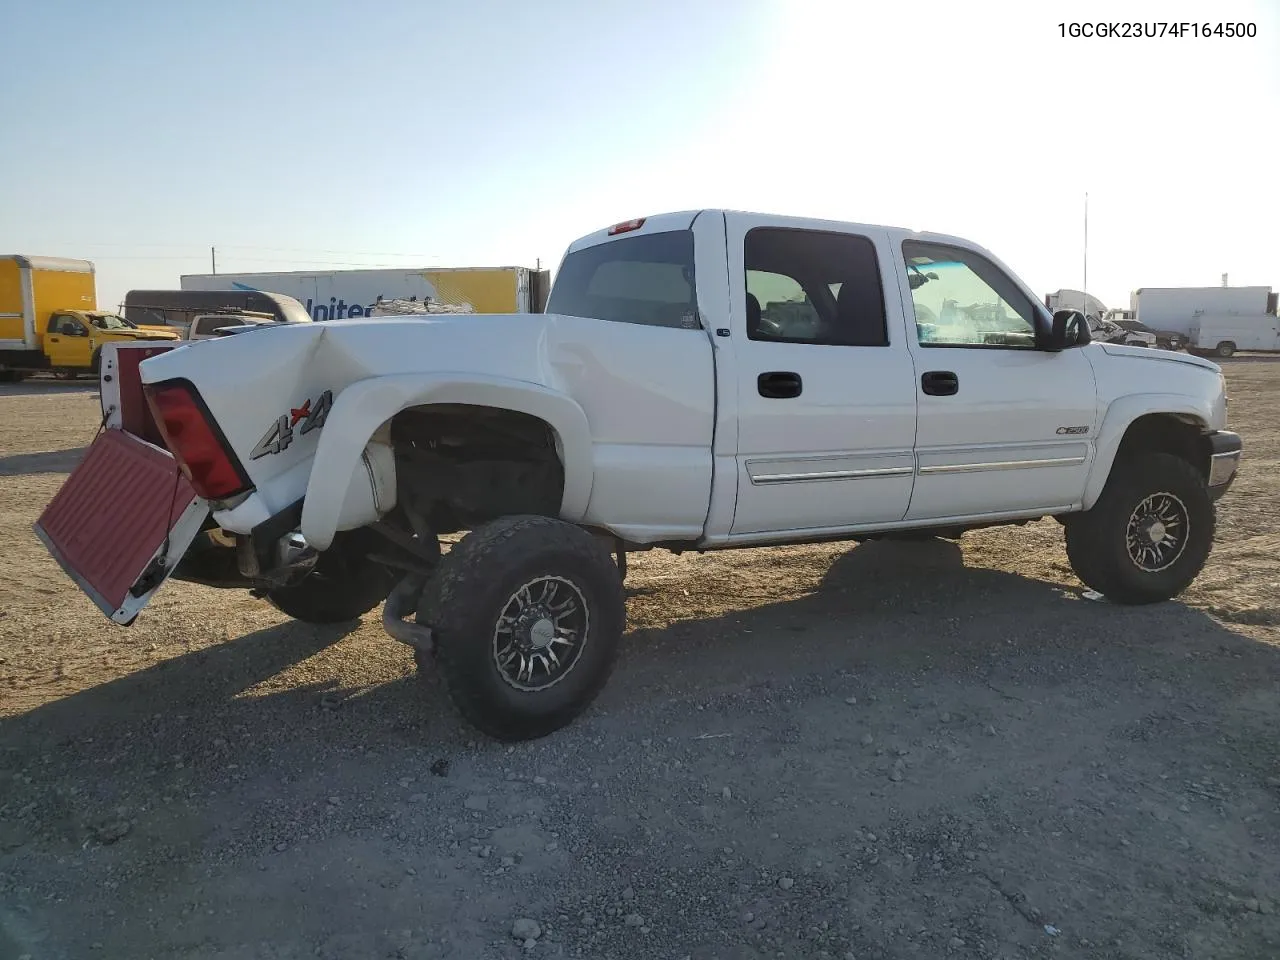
[300,373,593,550]
[1083,393,1213,510]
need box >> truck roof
[0,255,94,273]
[563,209,985,255]
[61,310,123,320]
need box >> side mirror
[1042,309,1089,351]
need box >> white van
[1189,314,1280,357]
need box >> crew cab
[35,210,1242,740]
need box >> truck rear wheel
[1064,452,1214,604]
[416,515,625,741]
[1215,341,1236,358]
[264,529,394,624]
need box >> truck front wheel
[1065,452,1214,604]
[416,515,625,741]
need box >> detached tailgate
[34,428,209,624]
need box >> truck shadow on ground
[0,447,88,477]
[1,538,1276,960]
[0,539,1267,792]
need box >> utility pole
[211,246,217,275]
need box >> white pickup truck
[36,210,1242,741]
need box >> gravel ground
[2,360,1279,960]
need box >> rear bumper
[171,529,255,589]
[1207,430,1242,501]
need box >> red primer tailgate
[34,429,202,621]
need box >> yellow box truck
[0,255,178,380]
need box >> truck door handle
[921,370,959,396]
[758,371,802,399]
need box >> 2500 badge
[250,389,333,459]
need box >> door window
[902,241,1040,348]
[49,314,87,336]
[744,228,887,346]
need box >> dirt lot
[2,362,1279,960]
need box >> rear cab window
[194,316,246,336]
[546,231,699,330]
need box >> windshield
[546,230,698,329]
[88,313,134,330]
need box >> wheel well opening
[1116,414,1209,479]
[388,404,565,535]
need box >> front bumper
[1207,430,1242,501]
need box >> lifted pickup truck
[36,210,1242,740]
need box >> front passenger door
[901,239,1098,520]
[44,314,92,368]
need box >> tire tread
[418,515,624,741]
[1065,452,1214,604]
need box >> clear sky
[2,0,1277,311]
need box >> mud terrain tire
[416,515,625,741]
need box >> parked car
[1113,319,1186,351]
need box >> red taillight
[143,380,250,501]
[608,218,646,235]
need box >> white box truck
[180,266,550,321]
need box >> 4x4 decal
[250,389,333,459]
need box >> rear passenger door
[724,215,918,536]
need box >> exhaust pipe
[382,573,433,652]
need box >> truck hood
[108,328,180,341]
[1090,342,1228,433]
[1096,342,1220,372]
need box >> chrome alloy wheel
[492,576,589,691]
[1125,492,1189,573]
